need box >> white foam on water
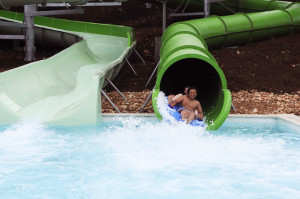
[100,118,208,171]
[0,118,300,198]
[0,121,62,153]
[101,116,300,198]
[0,121,67,177]
[156,91,179,124]
[96,118,300,198]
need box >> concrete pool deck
[102,113,300,127]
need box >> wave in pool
[0,118,300,198]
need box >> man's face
[188,89,197,99]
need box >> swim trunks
[177,107,193,114]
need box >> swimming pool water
[0,117,299,199]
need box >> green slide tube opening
[151,0,300,130]
[158,58,224,116]
[153,39,231,130]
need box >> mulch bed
[102,90,300,115]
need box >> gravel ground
[102,90,300,115]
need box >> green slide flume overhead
[0,10,135,125]
[152,0,300,130]
[213,0,300,12]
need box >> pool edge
[227,114,300,127]
[102,113,300,127]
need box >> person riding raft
[168,86,203,124]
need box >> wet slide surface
[0,10,135,125]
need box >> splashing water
[156,91,179,124]
[0,118,300,198]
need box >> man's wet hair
[184,86,191,91]
[187,87,198,95]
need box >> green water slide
[151,0,300,130]
[0,0,299,128]
[0,1,135,125]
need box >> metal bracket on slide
[0,35,25,40]
[145,60,160,88]
[105,78,128,101]
[216,2,236,14]
[139,85,155,113]
[30,8,83,17]
[0,4,84,62]
[162,0,168,32]
[37,2,122,7]
[169,0,205,17]
[101,89,121,113]
[161,0,213,35]
[0,21,27,52]
[0,21,27,28]
[125,58,138,76]
[133,47,146,64]
[23,4,84,61]
[231,103,237,112]
[168,0,229,18]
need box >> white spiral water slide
[0,0,135,125]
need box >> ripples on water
[0,117,300,198]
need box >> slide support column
[24,5,36,61]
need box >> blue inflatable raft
[167,104,205,127]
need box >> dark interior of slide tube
[160,58,222,113]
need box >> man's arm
[172,94,183,102]
[197,102,203,120]
[170,95,184,107]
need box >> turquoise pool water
[0,117,300,198]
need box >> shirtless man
[172,87,203,123]
[168,86,190,107]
